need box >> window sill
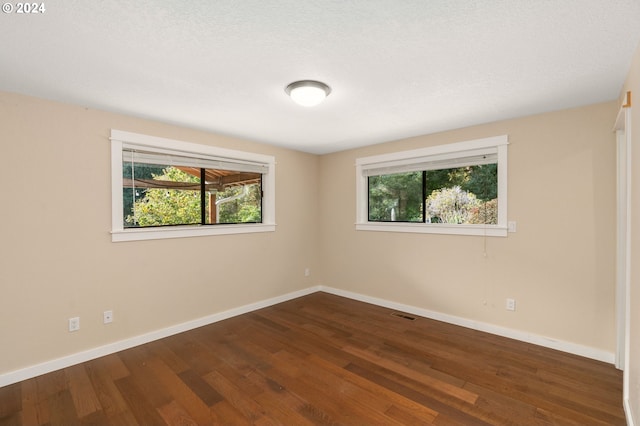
[355,222,508,237]
[112,223,276,242]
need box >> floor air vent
[390,312,416,321]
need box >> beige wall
[319,101,618,353]
[0,91,320,374]
[622,41,640,423]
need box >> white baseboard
[319,286,615,364]
[0,284,615,388]
[0,286,322,388]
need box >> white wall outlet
[508,221,517,233]
[304,268,310,277]
[103,310,113,324]
[68,317,80,332]
[506,298,516,311]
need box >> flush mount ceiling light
[285,80,331,107]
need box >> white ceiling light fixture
[285,80,331,107]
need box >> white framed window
[356,135,508,237]
[110,130,276,242]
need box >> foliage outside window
[122,152,262,228]
[111,130,275,242]
[356,135,508,236]
[368,164,497,224]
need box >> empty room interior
[2,1,640,425]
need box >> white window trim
[355,135,509,237]
[110,130,276,242]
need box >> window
[356,135,508,236]
[111,130,275,242]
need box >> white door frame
[613,92,631,407]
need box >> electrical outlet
[68,317,80,332]
[103,310,113,324]
[506,298,516,311]
[304,268,310,277]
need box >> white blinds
[122,146,269,174]
[362,147,497,177]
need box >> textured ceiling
[1,1,639,154]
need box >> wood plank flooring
[0,292,625,425]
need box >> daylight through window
[111,130,275,242]
[123,149,263,228]
[356,135,508,236]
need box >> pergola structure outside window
[110,130,275,242]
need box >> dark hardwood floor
[0,292,625,425]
